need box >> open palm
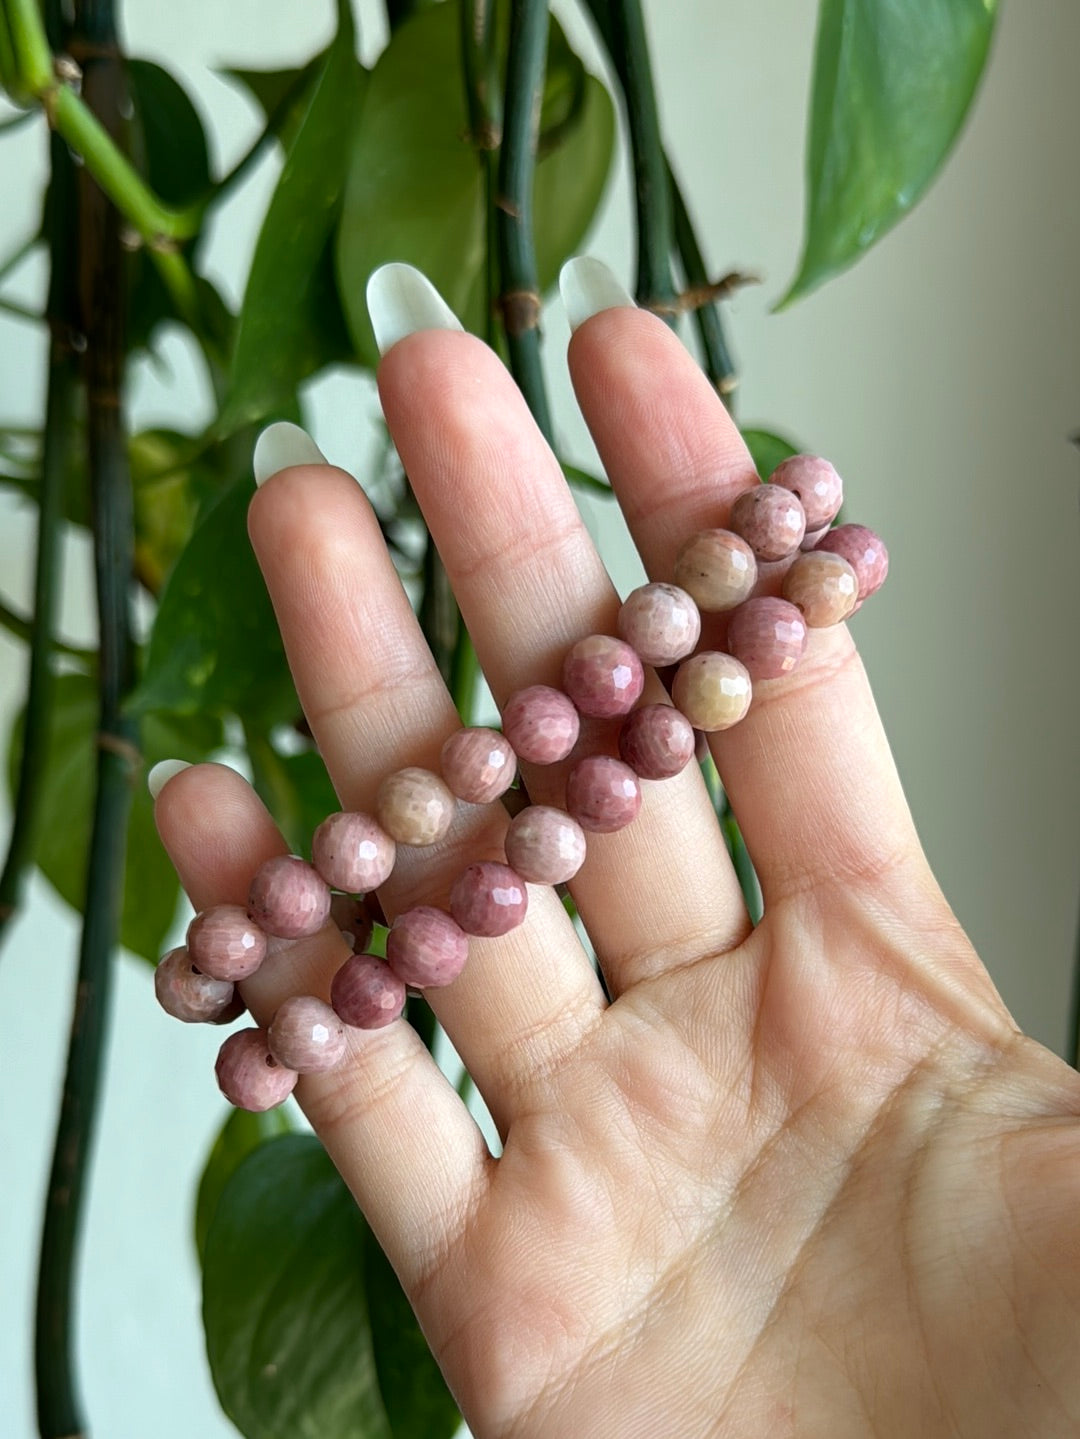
[156,292,1080,1438]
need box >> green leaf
[218,13,365,436]
[225,56,324,155]
[194,1106,292,1263]
[247,742,340,859]
[129,476,298,727]
[6,674,222,961]
[127,59,211,207]
[336,2,615,364]
[560,459,611,496]
[781,0,999,306]
[203,1135,459,1439]
[740,427,800,480]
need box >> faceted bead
[726,597,808,680]
[502,684,580,764]
[247,855,331,939]
[815,523,889,599]
[215,1028,298,1112]
[565,755,642,833]
[671,652,752,731]
[729,485,806,561]
[770,455,843,530]
[268,995,347,1073]
[562,634,645,719]
[210,992,247,1026]
[449,861,529,937]
[505,806,587,884]
[386,906,469,988]
[781,552,858,627]
[376,766,455,846]
[440,727,516,804]
[331,953,406,1029]
[187,904,267,981]
[618,704,696,779]
[672,529,757,612]
[312,811,396,893]
[330,893,374,954]
[616,583,701,666]
[154,945,236,1023]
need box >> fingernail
[559,256,635,332]
[148,759,191,800]
[253,422,327,487]
[366,262,463,355]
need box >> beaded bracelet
[153,456,889,1112]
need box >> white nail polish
[559,256,635,332]
[147,759,191,800]
[253,422,327,487]
[366,262,464,355]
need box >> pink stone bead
[672,529,757,612]
[215,1028,298,1112]
[616,583,701,666]
[268,995,347,1073]
[770,455,843,530]
[440,727,516,804]
[562,634,645,719]
[329,893,374,954]
[815,523,889,599]
[504,806,587,884]
[154,945,236,1023]
[800,524,831,551]
[312,811,396,893]
[565,755,642,833]
[726,597,808,680]
[781,551,859,627]
[187,904,268,982]
[331,952,406,1029]
[247,855,331,939]
[729,484,807,561]
[386,906,469,988]
[671,652,753,731]
[376,767,456,847]
[449,861,529,937]
[502,684,580,764]
[618,704,696,779]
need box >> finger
[376,326,749,993]
[247,460,605,1127]
[154,762,488,1288]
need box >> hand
[154,270,1080,1438]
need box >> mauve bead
[502,684,580,764]
[726,597,808,680]
[781,551,858,627]
[440,727,516,804]
[770,454,843,530]
[815,523,889,599]
[376,766,455,846]
[215,1028,298,1112]
[618,704,696,779]
[312,811,396,893]
[331,953,406,1029]
[268,995,347,1073]
[187,904,267,982]
[616,583,701,666]
[155,945,236,1023]
[247,855,331,939]
[562,634,645,718]
[729,485,807,561]
[449,862,529,937]
[673,529,757,612]
[330,893,374,954]
[671,652,752,731]
[386,906,469,988]
[566,755,642,833]
[504,806,587,884]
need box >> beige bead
[671,652,752,732]
[781,552,858,627]
[672,529,757,612]
[376,766,456,846]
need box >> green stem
[496,0,554,443]
[668,159,738,407]
[461,0,501,351]
[384,0,424,31]
[0,596,91,660]
[5,0,52,92]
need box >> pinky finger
[153,761,490,1291]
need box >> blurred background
[1,1,1077,1434]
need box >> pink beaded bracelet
[154,456,888,1112]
